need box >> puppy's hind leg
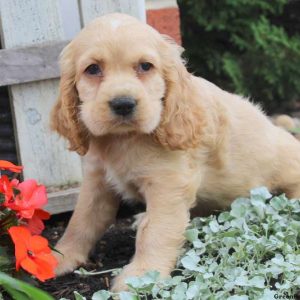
[274,133,300,200]
[283,184,300,200]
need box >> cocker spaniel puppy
[50,13,300,291]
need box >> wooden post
[0,0,83,189]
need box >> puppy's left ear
[154,36,206,150]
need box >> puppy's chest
[104,162,142,201]
[98,136,161,201]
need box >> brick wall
[146,2,181,45]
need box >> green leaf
[275,281,292,289]
[119,291,138,300]
[209,220,220,232]
[160,290,170,298]
[74,291,86,300]
[270,196,288,210]
[186,282,200,299]
[271,254,285,266]
[248,276,265,289]
[250,187,272,200]
[185,228,199,242]
[218,211,231,223]
[192,240,204,249]
[222,237,237,248]
[171,282,187,300]
[259,289,277,300]
[141,270,160,284]
[0,272,54,300]
[125,277,143,289]
[170,276,183,285]
[227,296,248,300]
[230,199,248,218]
[235,276,248,286]
[0,246,11,271]
[92,290,111,300]
[181,250,200,271]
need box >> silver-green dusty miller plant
[64,187,300,300]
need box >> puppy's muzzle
[109,96,137,117]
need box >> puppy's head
[51,13,204,155]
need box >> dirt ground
[40,203,144,299]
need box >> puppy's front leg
[55,162,119,275]
[112,181,191,291]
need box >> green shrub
[177,0,300,113]
[70,187,300,299]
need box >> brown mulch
[39,203,144,299]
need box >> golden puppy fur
[50,13,300,291]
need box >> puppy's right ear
[50,43,89,156]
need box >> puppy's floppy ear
[50,43,89,156]
[154,36,206,150]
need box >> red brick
[146,7,181,45]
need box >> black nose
[109,96,137,117]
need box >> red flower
[0,175,19,202]
[0,160,23,173]
[5,179,47,219]
[8,226,57,281]
[26,209,50,235]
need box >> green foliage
[0,272,54,300]
[0,195,18,273]
[69,187,300,299]
[177,0,300,113]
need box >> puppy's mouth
[109,116,139,133]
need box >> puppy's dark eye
[138,62,153,73]
[85,64,102,76]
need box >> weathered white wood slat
[79,0,146,25]
[0,41,68,87]
[0,0,83,209]
[58,0,82,40]
[45,188,80,215]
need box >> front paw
[53,247,87,276]
[111,262,170,292]
[110,276,129,293]
[110,263,146,292]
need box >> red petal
[26,216,45,235]
[8,226,31,269]
[17,209,35,219]
[20,257,38,276]
[17,180,47,209]
[17,180,36,202]
[33,255,57,281]
[0,176,14,203]
[28,185,48,208]
[0,160,23,173]
[27,235,49,254]
[37,253,58,269]
[8,226,31,246]
[34,209,50,220]
[25,209,50,234]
